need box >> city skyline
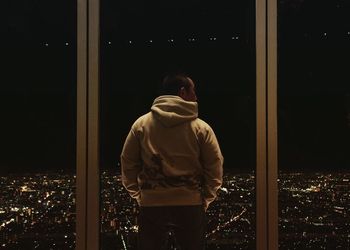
[1,1,349,250]
[1,171,349,249]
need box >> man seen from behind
[121,72,224,250]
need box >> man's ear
[178,87,186,98]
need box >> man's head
[160,73,197,102]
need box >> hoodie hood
[151,95,198,127]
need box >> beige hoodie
[121,95,223,210]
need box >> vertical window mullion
[267,0,278,248]
[76,0,100,249]
[87,0,100,249]
[76,0,88,248]
[256,0,268,249]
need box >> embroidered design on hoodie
[140,154,199,190]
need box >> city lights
[1,171,349,249]
[32,30,350,49]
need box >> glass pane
[278,0,350,249]
[1,1,77,248]
[100,1,256,249]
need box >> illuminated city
[1,171,349,249]
[2,0,350,249]
[0,173,76,249]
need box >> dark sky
[1,0,350,174]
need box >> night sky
[1,0,349,174]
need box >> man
[121,73,224,249]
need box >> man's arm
[121,128,142,204]
[200,126,224,211]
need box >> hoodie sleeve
[121,128,142,204]
[199,125,224,211]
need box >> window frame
[76,0,278,249]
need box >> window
[99,0,256,249]
[7,0,348,249]
[278,0,350,248]
[1,1,77,248]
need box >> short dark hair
[160,72,191,96]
